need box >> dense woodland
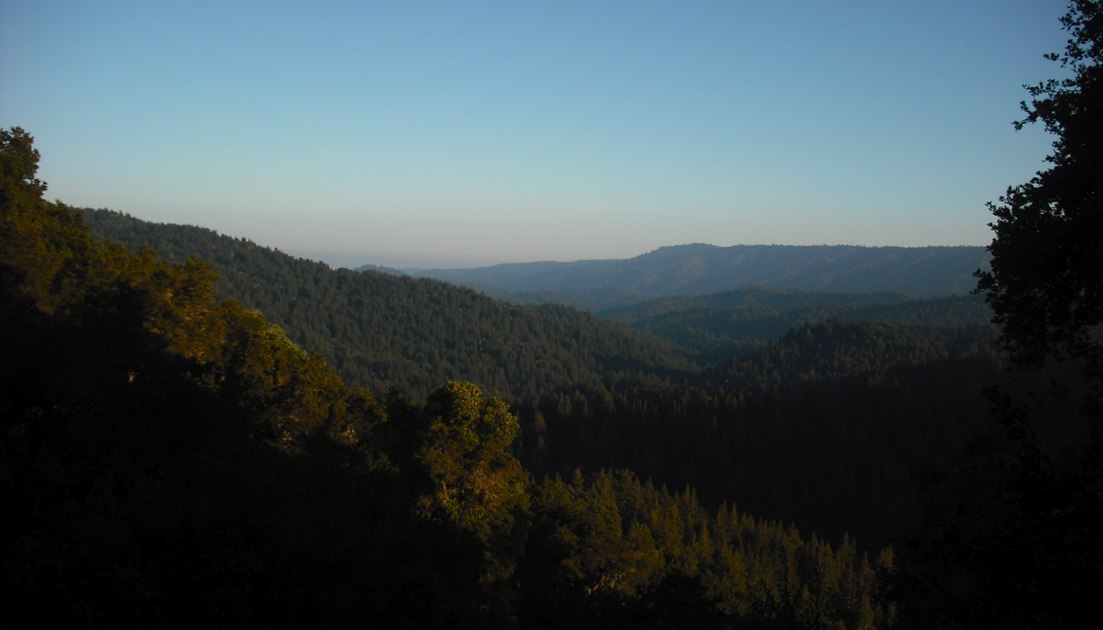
[596,289,993,362]
[5,129,896,628]
[80,207,696,400]
[82,207,1010,548]
[3,5,1101,625]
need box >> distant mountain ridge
[411,243,989,309]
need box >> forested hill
[519,318,1005,547]
[79,208,695,400]
[598,287,994,361]
[5,132,896,628]
[412,243,989,309]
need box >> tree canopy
[3,125,899,628]
[977,0,1103,382]
[891,5,1103,628]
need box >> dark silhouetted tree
[895,4,1103,628]
[976,0,1103,384]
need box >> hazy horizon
[2,1,1065,269]
[294,239,992,272]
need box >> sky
[1,1,1070,269]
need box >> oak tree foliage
[977,0,1103,382]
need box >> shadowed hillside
[598,287,994,361]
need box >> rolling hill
[597,287,994,361]
[79,208,696,400]
[412,243,989,309]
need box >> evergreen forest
[2,4,1101,626]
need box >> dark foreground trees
[4,127,895,628]
[976,0,1103,380]
[894,3,1103,628]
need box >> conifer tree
[418,380,531,623]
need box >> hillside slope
[80,208,695,400]
[599,287,994,360]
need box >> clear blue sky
[1,1,1068,268]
